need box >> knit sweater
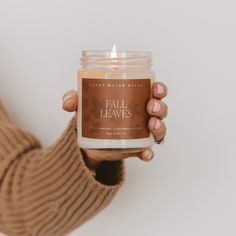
[0,100,125,236]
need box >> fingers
[119,148,154,162]
[84,149,132,161]
[84,148,154,162]
[146,99,168,119]
[152,82,167,99]
[149,82,167,142]
[137,148,154,162]
[148,117,166,142]
[62,90,78,112]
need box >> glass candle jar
[77,49,155,149]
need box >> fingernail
[142,149,153,161]
[154,119,161,130]
[63,95,74,103]
[152,100,161,113]
[157,84,164,94]
[143,149,151,157]
[145,153,153,161]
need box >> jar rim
[80,50,152,70]
[82,50,152,57]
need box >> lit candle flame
[110,44,118,58]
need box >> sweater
[0,100,125,236]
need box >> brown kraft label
[82,78,151,139]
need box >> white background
[0,0,236,235]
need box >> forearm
[0,114,125,236]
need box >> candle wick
[111,44,118,58]
[111,44,118,70]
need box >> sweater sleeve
[0,101,125,236]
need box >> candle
[77,45,155,149]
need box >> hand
[62,82,168,169]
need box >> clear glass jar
[77,50,155,149]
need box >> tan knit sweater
[0,100,125,236]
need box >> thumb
[62,90,78,112]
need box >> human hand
[62,82,168,169]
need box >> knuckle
[160,103,168,119]
[154,128,166,141]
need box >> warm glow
[110,44,118,58]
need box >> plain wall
[0,0,236,235]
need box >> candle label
[82,78,151,139]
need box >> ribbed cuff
[23,115,125,236]
[66,115,126,192]
[0,114,125,236]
